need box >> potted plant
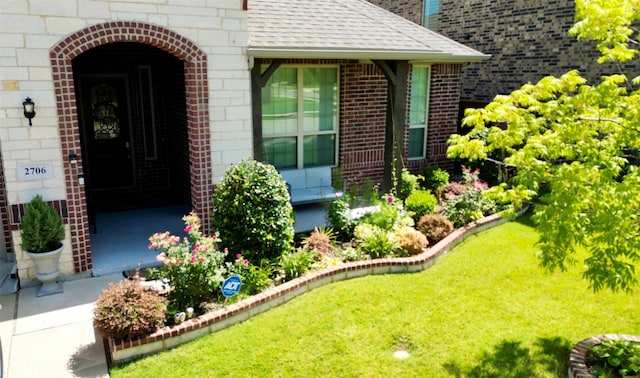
[21,195,66,296]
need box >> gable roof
[247,0,489,62]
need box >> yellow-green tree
[447,0,640,292]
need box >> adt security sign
[221,275,242,297]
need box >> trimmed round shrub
[405,190,437,221]
[211,159,294,264]
[396,227,428,256]
[417,214,454,245]
[93,279,166,340]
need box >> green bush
[327,195,357,241]
[588,339,640,377]
[211,159,294,264]
[404,190,437,221]
[417,214,454,245]
[228,254,274,296]
[149,212,228,313]
[354,223,400,258]
[20,195,65,253]
[399,169,421,200]
[280,248,318,281]
[420,166,449,194]
[93,276,166,340]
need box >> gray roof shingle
[248,0,488,62]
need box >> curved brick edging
[106,209,527,364]
[568,334,640,378]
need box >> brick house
[371,0,636,108]
[0,0,485,281]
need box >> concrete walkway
[0,274,121,377]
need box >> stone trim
[105,209,525,365]
[568,334,640,378]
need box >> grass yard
[111,217,639,377]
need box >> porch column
[373,60,409,195]
[251,58,283,160]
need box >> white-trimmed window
[409,66,430,160]
[261,66,339,169]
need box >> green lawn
[111,217,639,377]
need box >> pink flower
[387,196,393,203]
[344,203,350,209]
[184,225,192,232]
[191,256,197,262]
[243,259,249,265]
[236,253,242,259]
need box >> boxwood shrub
[211,159,294,264]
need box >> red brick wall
[406,63,462,174]
[339,62,388,187]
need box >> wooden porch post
[373,60,409,195]
[251,58,283,161]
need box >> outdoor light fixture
[23,97,35,126]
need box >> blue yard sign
[221,275,242,297]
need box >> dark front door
[78,75,135,190]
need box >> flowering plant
[441,166,496,227]
[226,253,274,296]
[327,194,357,240]
[149,212,228,313]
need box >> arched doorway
[50,22,211,274]
[73,43,190,213]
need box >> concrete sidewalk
[0,274,122,377]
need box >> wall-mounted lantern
[23,97,36,126]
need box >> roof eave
[247,47,490,63]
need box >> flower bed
[104,209,525,365]
[568,334,640,378]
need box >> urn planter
[25,244,64,296]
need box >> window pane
[263,137,297,169]
[408,128,425,159]
[303,134,335,167]
[262,67,298,136]
[303,68,337,132]
[410,67,428,126]
[424,0,439,31]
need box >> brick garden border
[105,209,527,365]
[568,334,640,378]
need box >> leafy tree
[447,0,640,292]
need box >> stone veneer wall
[106,210,523,365]
[0,1,251,277]
[437,0,639,103]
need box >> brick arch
[50,21,211,273]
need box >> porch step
[0,263,19,295]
